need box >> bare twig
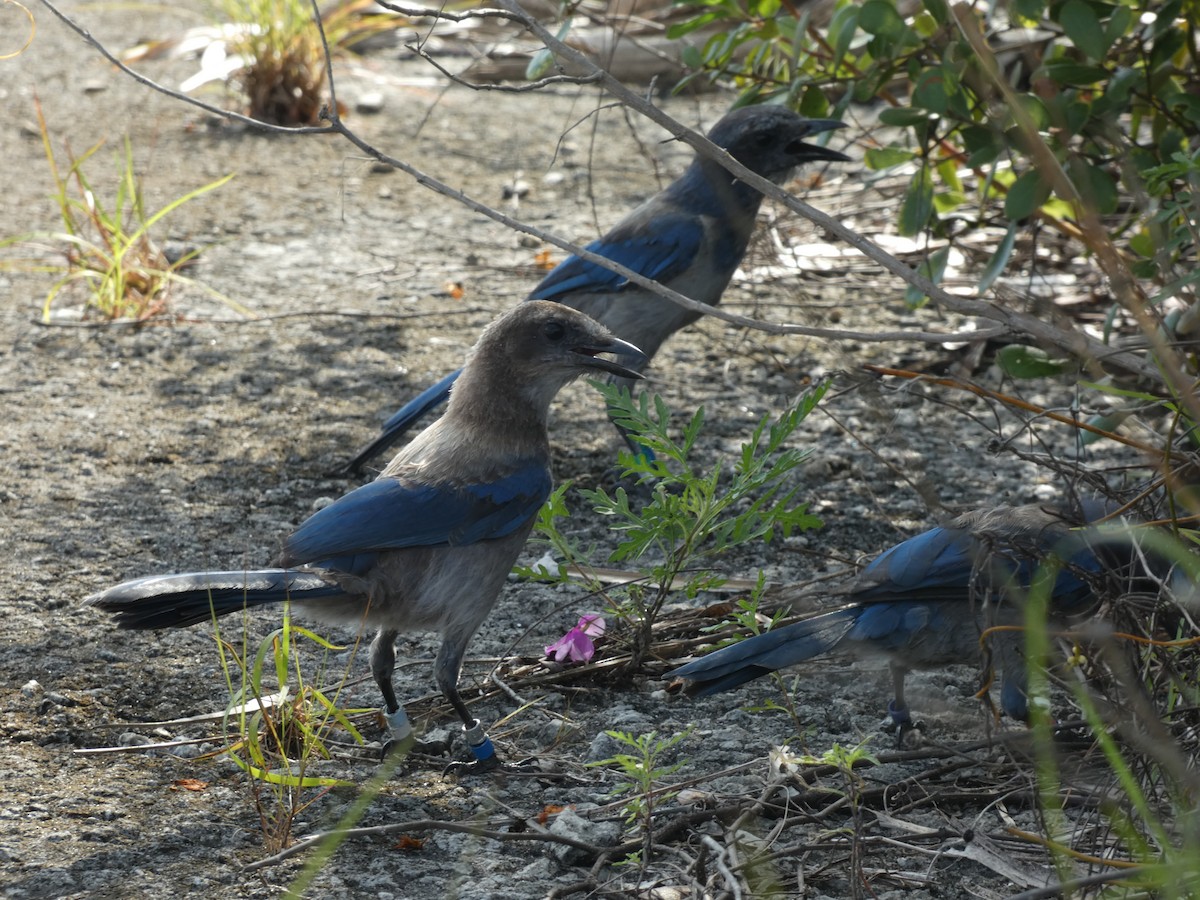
[495,0,1162,384]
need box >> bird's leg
[886,663,925,748]
[370,629,414,755]
[887,663,912,725]
[371,629,452,759]
[434,636,500,772]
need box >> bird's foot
[442,720,500,774]
[378,708,456,760]
[379,707,416,760]
[884,701,926,749]
[443,754,546,776]
[436,720,496,777]
[443,754,502,776]
[439,720,542,776]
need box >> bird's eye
[542,321,566,341]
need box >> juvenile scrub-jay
[345,105,850,473]
[87,301,643,770]
[672,502,1144,734]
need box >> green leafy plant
[670,0,1199,312]
[129,0,410,125]
[0,101,233,322]
[210,0,330,125]
[576,381,825,674]
[713,570,783,637]
[587,727,694,863]
[212,604,369,852]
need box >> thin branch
[495,0,1162,384]
[409,40,603,91]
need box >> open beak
[573,335,645,380]
[790,119,852,164]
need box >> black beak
[573,336,645,380]
[790,119,851,164]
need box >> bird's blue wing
[853,526,972,598]
[531,213,705,301]
[855,521,1099,606]
[281,461,552,566]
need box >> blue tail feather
[673,608,860,697]
[85,569,345,629]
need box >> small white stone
[354,92,384,114]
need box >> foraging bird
[87,301,643,769]
[672,502,1143,732]
[345,105,850,473]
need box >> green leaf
[679,45,704,69]
[1129,227,1156,258]
[879,106,931,127]
[932,189,966,214]
[1006,93,1050,131]
[904,245,949,308]
[1041,60,1107,85]
[978,221,1018,293]
[898,166,934,236]
[1094,66,1137,114]
[525,20,570,80]
[962,125,1004,167]
[996,345,1073,378]
[798,84,830,118]
[828,2,861,64]
[1067,157,1118,214]
[1058,0,1108,60]
[1104,5,1134,46]
[859,0,907,39]
[1004,169,1051,220]
[912,68,949,115]
[667,11,723,40]
[864,147,915,170]
[1012,0,1046,23]
[923,0,949,25]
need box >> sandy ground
[0,4,1166,898]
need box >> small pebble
[354,92,384,114]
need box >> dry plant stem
[35,0,1156,382]
[863,365,1180,460]
[1007,867,1149,900]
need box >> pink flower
[544,615,606,664]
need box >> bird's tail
[343,369,463,474]
[672,607,861,697]
[85,569,345,629]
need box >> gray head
[705,105,850,184]
[452,301,645,418]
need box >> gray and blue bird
[87,301,643,769]
[672,502,1154,733]
[345,105,850,473]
